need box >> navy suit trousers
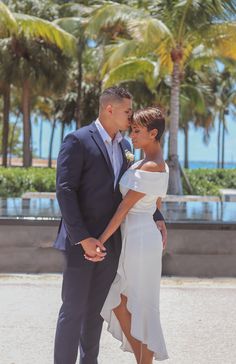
[54,248,119,364]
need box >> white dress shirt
[95,119,123,187]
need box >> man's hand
[156,220,167,249]
[81,238,106,262]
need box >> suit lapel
[90,122,115,179]
[115,139,129,189]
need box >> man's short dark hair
[99,86,132,108]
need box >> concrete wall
[163,227,236,277]
[0,221,64,273]
[0,220,236,277]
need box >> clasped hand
[81,237,106,262]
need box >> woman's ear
[150,128,158,140]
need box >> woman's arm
[155,197,168,249]
[99,161,164,245]
[99,189,145,244]
[156,197,162,210]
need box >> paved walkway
[1,274,236,364]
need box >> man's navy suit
[53,121,163,364]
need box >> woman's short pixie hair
[132,107,165,141]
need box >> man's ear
[106,104,113,115]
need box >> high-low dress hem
[101,271,169,361]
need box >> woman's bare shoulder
[139,160,166,173]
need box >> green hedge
[183,169,236,196]
[0,167,236,197]
[0,167,56,197]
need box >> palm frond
[206,23,236,61]
[87,3,142,38]
[227,90,236,106]
[187,44,215,69]
[127,17,173,45]
[0,1,17,37]
[181,84,206,114]
[181,41,193,67]
[53,17,88,38]
[155,37,173,73]
[103,58,160,92]
[13,13,77,56]
[58,3,94,18]
[101,39,142,76]
[173,0,235,29]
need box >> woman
[88,107,169,363]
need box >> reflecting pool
[0,198,235,224]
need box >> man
[54,87,166,364]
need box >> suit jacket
[54,121,164,258]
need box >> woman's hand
[83,238,106,262]
[156,220,167,249]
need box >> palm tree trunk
[22,79,31,167]
[29,116,33,166]
[61,123,65,144]
[140,149,145,159]
[9,111,20,167]
[75,42,84,129]
[221,114,226,169]
[39,118,43,158]
[160,130,165,151]
[167,131,171,160]
[1,84,10,167]
[184,123,189,169]
[168,61,183,194]
[48,118,56,168]
[217,117,221,169]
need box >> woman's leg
[140,343,154,364]
[113,294,142,363]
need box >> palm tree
[0,79,10,167]
[33,96,52,158]
[180,85,206,169]
[204,66,236,168]
[179,63,217,169]
[53,16,89,129]
[53,0,107,128]
[0,2,17,166]
[216,69,236,168]
[88,0,236,194]
[0,2,76,166]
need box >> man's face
[110,98,133,131]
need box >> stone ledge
[21,192,56,199]
[164,195,221,202]
[219,189,236,202]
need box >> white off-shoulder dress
[101,160,169,361]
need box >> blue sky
[167,117,236,163]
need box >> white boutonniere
[125,149,135,163]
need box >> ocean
[179,161,236,169]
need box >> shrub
[183,169,236,196]
[0,167,236,197]
[0,167,56,197]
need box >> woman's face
[130,123,156,149]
